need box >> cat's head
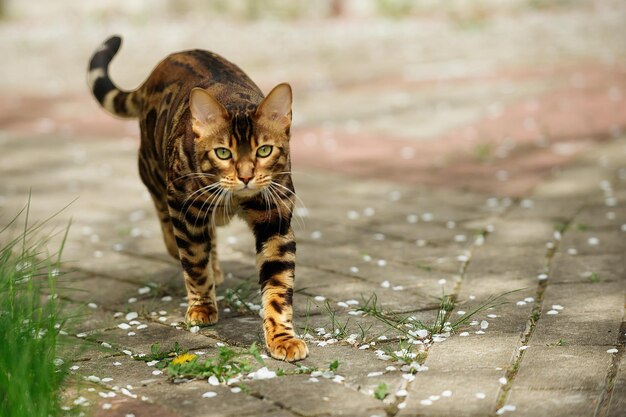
[189,84,292,198]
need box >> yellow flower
[171,352,197,366]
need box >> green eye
[215,148,232,160]
[256,145,273,158]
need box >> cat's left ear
[255,83,292,132]
[189,88,229,137]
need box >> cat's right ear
[189,88,228,136]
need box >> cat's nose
[239,176,252,185]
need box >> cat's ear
[255,83,292,131]
[189,88,228,136]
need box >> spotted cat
[87,36,307,361]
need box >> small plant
[547,339,567,347]
[275,364,317,376]
[168,343,264,382]
[554,222,567,234]
[590,272,600,283]
[134,342,185,368]
[358,290,519,340]
[374,382,389,400]
[356,322,373,343]
[382,340,428,366]
[275,360,340,378]
[322,300,350,339]
[299,298,313,337]
[221,280,259,314]
[473,143,493,164]
[415,262,433,272]
[574,223,588,231]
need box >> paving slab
[513,345,613,391]
[507,388,599,417]
[246,374,387,417]
[136,381,284,417]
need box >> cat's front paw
[186,304,218,326]
[267,337,309,362]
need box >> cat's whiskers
[269,184,306,231]
[200,187,224,231]
[181,182,222,224]
[270,181,308,230]
[192,183,226,231]
[260,189,274,222]
[264,186,284,232]
[209,188,230,229]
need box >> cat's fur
[88,36,307,361]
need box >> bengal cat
[87,36,307,362]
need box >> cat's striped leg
[149,194,179,259]
[250,217,308,361]
[167,197,218,326]
[209,234,224,285]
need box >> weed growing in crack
[134,341,185,368]
[356,322,373,343]
[221,280,260,314]
[446,290,521,330]
[415,262,433,272]
[360,290,519,337]
[547,339,567,346]
[381,340,429,366]
[299,298,314,338]
[168,343,265,383]
[322,300,350,339]
[374,382,389,400]
[275,360,339,377]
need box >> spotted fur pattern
[88,36,307,361]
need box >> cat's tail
[87,36,140,118]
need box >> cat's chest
[190,193,238,227]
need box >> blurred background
[0,0,625,196]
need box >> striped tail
[87,36,139,118]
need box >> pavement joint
[594,316,626,416]
[493,203,585,413]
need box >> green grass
[415,262,433,272]
[359,290,518,338]
[299,298,314,337]
[222,280,259,314]
[275,360,339,377]
[473,143,493,164]
[134,341,185,369]
[547,339,567,347]
[590,272,601,283]
[374,382,389,400]
[322,300,351,339]
[0,203,75,417]
[381,340,429,366]
[167,343,265,382]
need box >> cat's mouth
[233,184,264,198]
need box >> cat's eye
[214,148,232,160]
[256,145,273,158]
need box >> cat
[87,36,307,362]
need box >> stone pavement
[1,2,626,417]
